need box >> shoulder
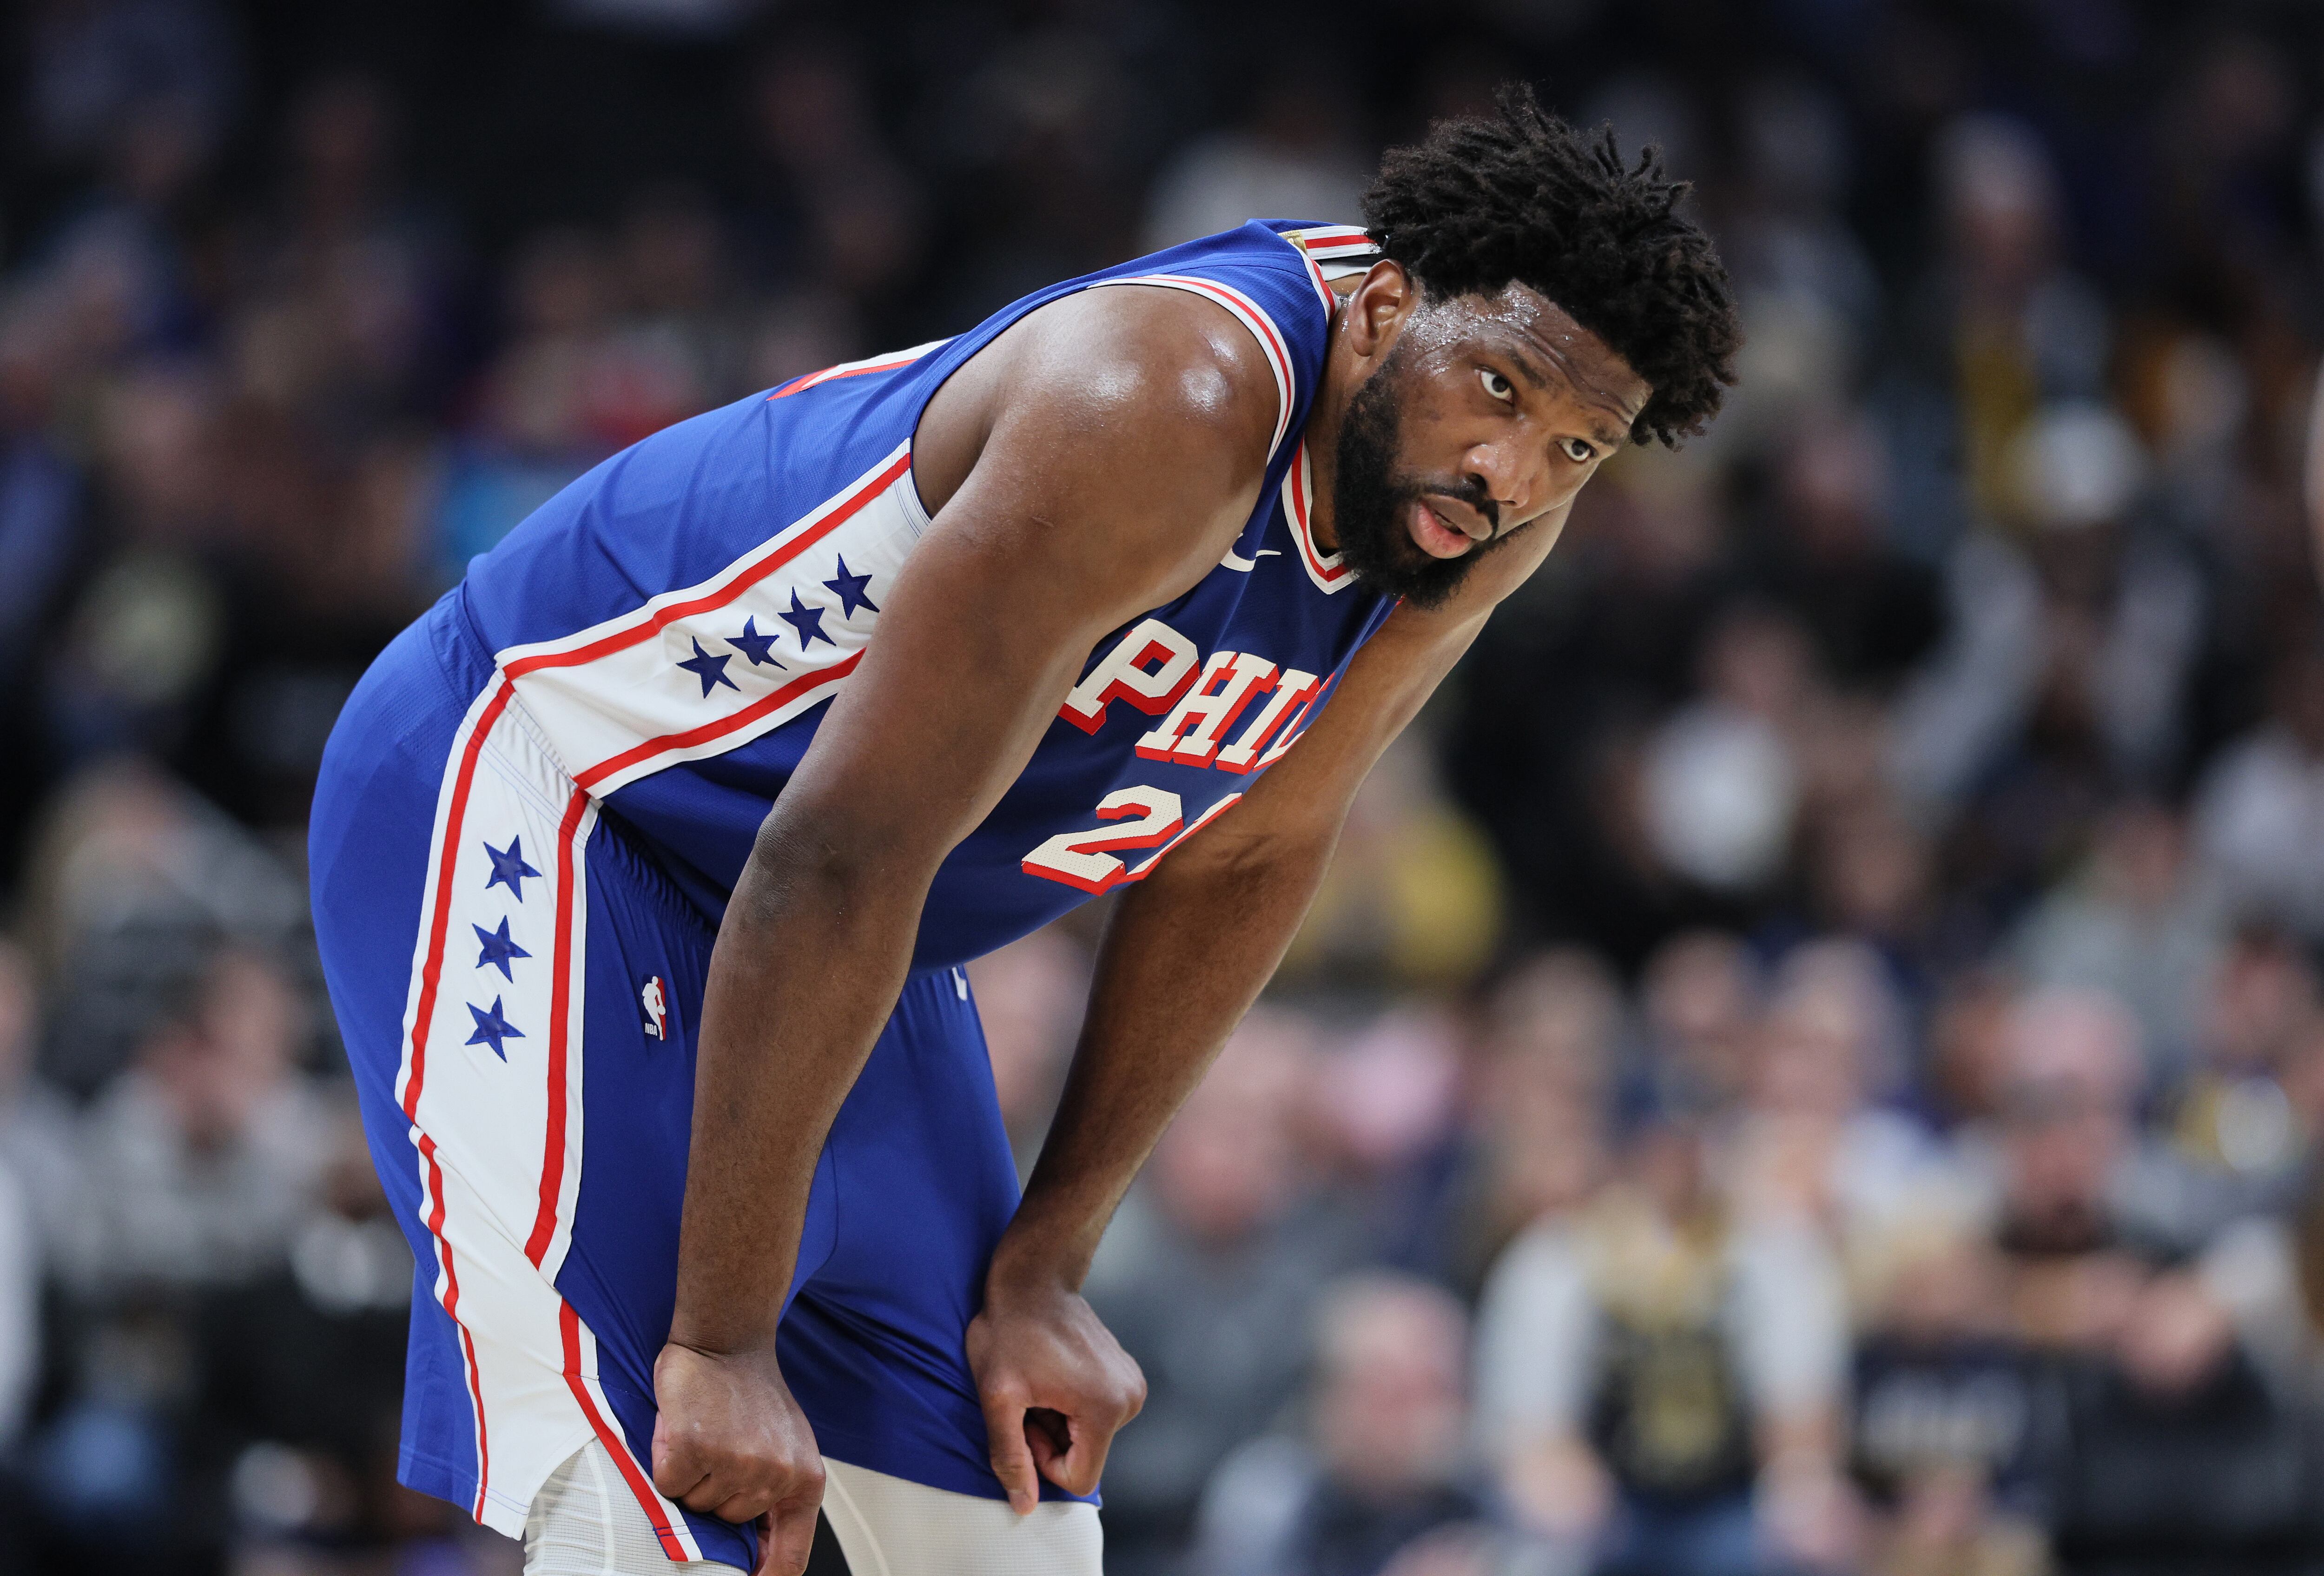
[1001,283,1284,459]
[1479,1217,1588,1304]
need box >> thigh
[527,1440,744,1575]
[780,968,1050,1504]
[315,632,763,1569]
[819,1457,1104,1576]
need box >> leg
[818,1457,1103,1576]
[314,629,753,1569]
[527,1441,741,1574]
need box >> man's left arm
[967,512,1568,1509]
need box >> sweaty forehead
[1429,283,1651,436]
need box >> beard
[1327,343,1508,611]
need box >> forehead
[1420,283,1651,432]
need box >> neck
[1304,293,1363,555]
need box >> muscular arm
[651,287,1276,1567]
[967,496,1576,1502]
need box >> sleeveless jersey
[452,220,1392,966]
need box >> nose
[1464,441,1537,531]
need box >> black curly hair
[1360,84,1741,448]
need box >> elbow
[734,798,927,933]
[1144,818,1336,899]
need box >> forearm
[991,822,1337,1291]
[668,816,927,1353]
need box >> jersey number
[1019,786,1245,895]
[1020,788,1184,894]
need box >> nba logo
[640,974,670,1041]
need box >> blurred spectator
[966,923,1089,1172]
[2196,644,2324,946]
[1085,1008,1353,1570]
[2011,800,2224,1083]
[1640,930,1761,1119]
[25,0,240,168]
[2163,927,2316,1204]
[1849,1211,2047,1576]
[1963,989,2218,1345]
[1444,949,1618,1293]
[1144,67,1371,249]
[1725,939,1955,1244]
[1190,1273,1486,1576]
[17,760,307,1096]
[0,941,81,1268]
[1299,1007,1466,1277]
[2040,1264,2318,1574]
[1891,402,2203,858]
[1280,734,1504,993]
[1643,608,1813,898]
[1915,114,2111,530]
[76,947,328,1296]
[194,1096,432,1562]
[1741,419,1941,693]
[741,42,927,315]
[1472,1116,1856,1576]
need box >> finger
[751,1511,778,1576]
[981,1391,1040,1515]
[1025,1406,1068,1481]
[767,1492,822,1576]
[652,1435,711,1503]
[1045,1423,1116,1498]
[711,1488,775,1525]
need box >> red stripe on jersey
[1287,445,1350,587]
[573,651,864,791]
[559,1303,690,1561]
[419,1133,491,1517]
[502,450,912,681]
[1104,274,1295,456]
[403,681,516,1123]
[1162,275,1293,400]
[768,351,927,400]
[525,787,591,1268]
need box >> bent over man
[308,88,1741,1575]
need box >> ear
[1345,260,1415,360]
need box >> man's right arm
[647,285,1279,1573]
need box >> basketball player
[308,89,1740,1575]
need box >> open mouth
[1406,498,1478,559]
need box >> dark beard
[1327,346,1504,610]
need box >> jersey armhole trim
[1088,274,1295,463]
[897,461,934,538]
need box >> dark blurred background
[7,0,2324,1573]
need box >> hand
[1757,1454,1862,1574]
[965,1274,1146,1513]
[1501,1433,1613,1542]
[651,1342,825,1576]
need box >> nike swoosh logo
[1220,547,1282,572]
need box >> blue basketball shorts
[310,596,1065,1573]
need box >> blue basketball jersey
[450,220,1393,962]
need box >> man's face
[1332,282,1651,609]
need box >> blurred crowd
[7,0,2324,1573]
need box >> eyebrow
[1498,344,1631,450]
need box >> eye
[1479,367,1514,403]
[1561,437,1598,464]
